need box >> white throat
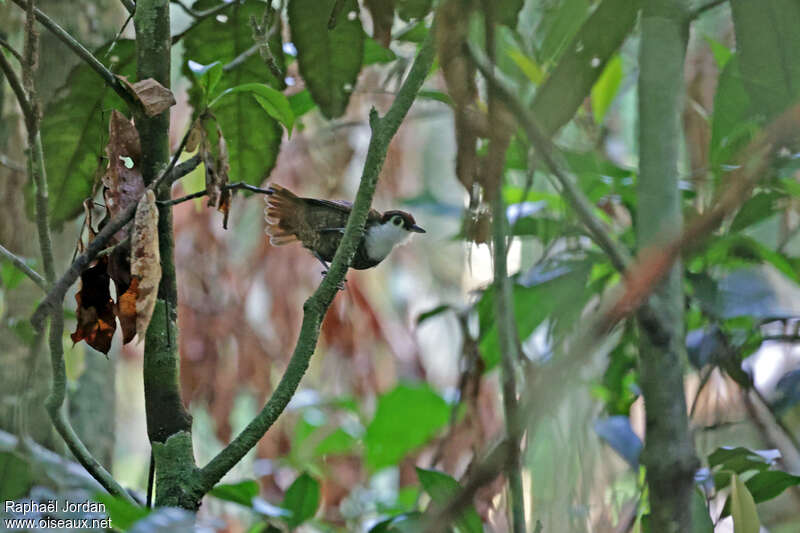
[365,222,412,261]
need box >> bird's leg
[312,251,347,290]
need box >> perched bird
[264,184,425,271]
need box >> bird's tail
[264,184,302,245]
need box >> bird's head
[379,210,426,234]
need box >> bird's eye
[393,217,403,226]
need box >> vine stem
[187,29,437,501]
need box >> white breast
[365,223,411,262]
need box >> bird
[264,184,425,272]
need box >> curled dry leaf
[103,110,144,243]
[131,189,161,342]
[71,257,117,354]
[200,118,231,228]
[118,75,176,117]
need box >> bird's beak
[409,224,426,233]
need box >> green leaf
[531,0,640,136]
[744,470,800,504]
[211,83,295,135]
[496,0,524,28]
[364,37,397,65]
[416,304,453,324]
[369,512,425,533]
[288,89,317,117]
[188,60,224,101]
[365,383,450,470]
[730,0,800,121]
[709,57,760,168]
[282,472,320,528]
[397,0,433,21]
[730,474,760,533]
[184,0,284,186]
[288,0,364,119]
[705,36,732,68]
[0,452,32,500]
[416,468,482,533]
[1,258,32,290]
[38,39,136,225]
[730,192,783,232]
[93,493,150,530]
[591,54,623,124]
[691,488,713,533]
[538,0,591,66]
[209,479,260,507]
[479,260,591,369]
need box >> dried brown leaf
[185,117,205,153]
[103,110,144,243]
[200,119,231,228]
[364,0,394,46]
[71,257,116,354]
[131,189,161,341]
[119,75,176,117]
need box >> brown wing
[265,185,380,251]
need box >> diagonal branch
[0,244,46,291]
[170,0,240,44]
[187,29,437,501]
[469,46,633,273]
[10,0,137,109]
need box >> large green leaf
[709,57,760,168]
[730,474,760,533]
[478,260,591,369]
[731,0,800,120]
[183,0,284,185]
[39,40,136,225]
[288,0,364,119]
[531,0,640,136]
[365,383,450,470]
[209,479,260,507]
[416,468,482,533]
[281,472,320,528]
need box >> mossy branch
[188,31,437,500]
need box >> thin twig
[222,44,260,72]
[119,0,135,14]
[691,0,728,18]
[170,0,239,43]
[0,154,26,173]
[159,181,271,206]
[0,244,47,291]
[0,36,23,63]
[482,2,525,531]
[0,49,34,126]
[9,0,137,109]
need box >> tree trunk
[636,1,698,531]
[133,0,197,509]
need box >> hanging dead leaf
[118,75,176,117]
[71,257,116,354]
[103,110,145,243]
[115,276,139,344]
[131,189,161,341]
[109,239,136,343]
[364,0,394,46]
[200,118,231,228]
[185,117,205,152]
